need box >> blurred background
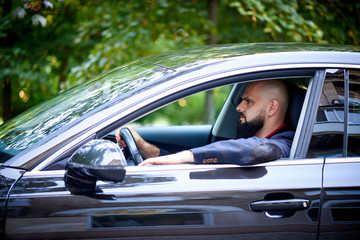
[1,0,359,125]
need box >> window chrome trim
[324,157,360,164]
[343,69,349,156]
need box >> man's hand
[115,126,141,148]
[139,150,194,166]
[115,126,160,159]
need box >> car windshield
[0,60,171,163]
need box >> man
[116,79,293,166]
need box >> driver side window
[125,85,232,156]
[42,85,232,170]
[133,86,231,127]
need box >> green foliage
[0,0,98,118]
[224,0,324,42]
[300,1,360,45]
[223,0,359,44]
[68,1,210,84]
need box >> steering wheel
[120,127,143,165]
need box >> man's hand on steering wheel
[116,126,160,160]
[119,127,143,165]
[116,126,140,147]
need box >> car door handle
[250,198,310,212]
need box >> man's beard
[237,110,265,139]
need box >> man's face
[236,83,267,138]
[237,109,265,138]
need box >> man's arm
[139,132,290,166]
[116,127,293,166]
[139,150,194,166]
[191,131,294,165]
[116,126,160,159]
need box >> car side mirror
[65,139,127,193]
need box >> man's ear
[267,99,279,117]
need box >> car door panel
[319,159,360,240]
[0,167,25,237]
[5,159,322,240]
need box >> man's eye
[241,98,252,105]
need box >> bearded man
[116,79,293,166]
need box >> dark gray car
[1,43,359,239]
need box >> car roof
[140,43,360,70]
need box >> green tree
[1,0,359,125]
[1,0,67,121]
[68,1,210,84]
[0,0,102,122]
[221,0,359,44]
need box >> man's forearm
[139,150,194,166]
[139,141,160,159]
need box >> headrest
[286,84,306,131]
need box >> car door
[5,159,322,240]
[306,69,360,239]
[0,167,25,239]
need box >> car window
[348,69,360,156]
[307,69,360,158]
[43,85,232,170]
[132,85,232,126]
[307,69,345,158]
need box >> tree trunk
[57,4,72,92]
[207,0,218,45]
[3,76,12,122]
[204,0,218,124]
[1,0,13,122]
[58,47,70,92]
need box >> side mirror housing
[65,139,126,193]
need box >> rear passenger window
[307,69,360,158]
[348,70,360,156]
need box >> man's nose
[236,100,246,112]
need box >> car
[0,42,360,239]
